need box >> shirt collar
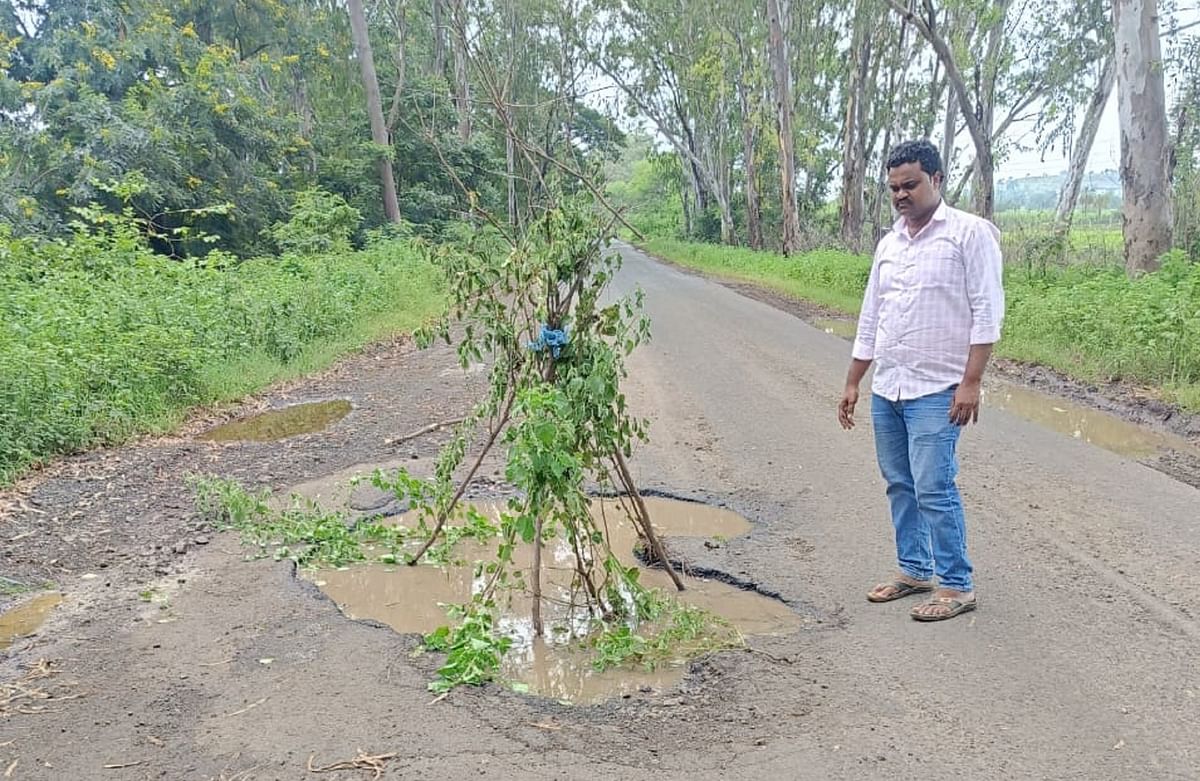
[892,199,948,237]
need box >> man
[838,139,1004,622]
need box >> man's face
[887,162,943,221]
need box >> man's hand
[838,384,860,430]
[950,381,981,426]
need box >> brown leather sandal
[866,580,934,603]
[910,596,977,621]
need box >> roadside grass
[642,238,870,314]
[0,227,445,485]
[642,238,1200,412]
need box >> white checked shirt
[852,201,1004,401]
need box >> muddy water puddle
[983,384,1198,459]
[200,400,352,442]
[0,592,63,650]
[307,497,797,703]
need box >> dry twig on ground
[0,659,77,717]
[307,750,397,780]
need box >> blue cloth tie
[528,324,569,358]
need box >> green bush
[1003,251,1200,393]
[0,219,444,484]
[269,188,363,255]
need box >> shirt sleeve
[851,250,883,361]
[963,219,1005,345]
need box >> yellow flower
[92,47,117,70]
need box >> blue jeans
[871,387,973,592]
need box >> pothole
[199,400,352,442]
[305,497,798,704]
[0,592,63,650]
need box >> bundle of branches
[372,198,684,690]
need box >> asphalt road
[613,241,1200,779]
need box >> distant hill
[994,169,1121,211]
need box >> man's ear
[931,171,944,190]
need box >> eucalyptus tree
[1170,33,1200,257]
[347,0,403,222]
[882,0,1016,220]
[767,0,802,252]
[1037,0,1116,237]
[591,0,738,243]
[1113,0,1173,274]
[728,0,770,249]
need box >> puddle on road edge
[306,496,799,704]
[982,384,1198,459]
[199,400,352,442]
[0,592,63,650]
[809,316,1194,462]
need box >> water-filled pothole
[0,592,63,650]
[200,400,352,442]
[306,497,798,703]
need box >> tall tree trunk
[767,0,801,254]
[291,66,318,175]
[840,1,871,251]
[869,15,911,244]
[506,112,518,226]
[347,0,402,223]
[1113,0,1173,275]
[385,0,409,133]
[449,0,471,142]
[740,106,764,250]
[680,161,694,237]
[733,30,764,250]
[1054,53,1116,236]
[940,88,956,179]
[430,0,446,77]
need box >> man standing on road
[838,139,1004,622]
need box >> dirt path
[2,245,1198,780]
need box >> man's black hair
[886,140,943,177]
